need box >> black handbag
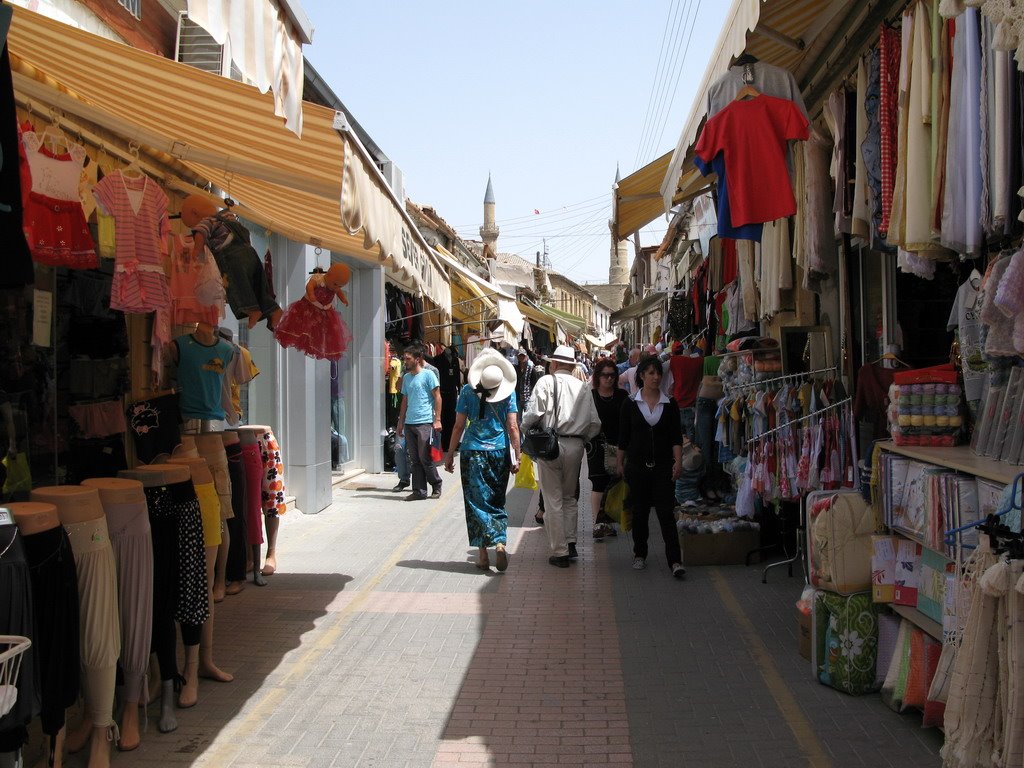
[522,374,560,461]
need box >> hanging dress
[92,171,171,313]
[21,131,96,269]
[273,272,351,361]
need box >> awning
[610,291,667,324]
[7,7,451,310]
[661,0,881,211]
[534,304,587,335]
[614,151,701,242]
[583,332,619,348]
[518,301,556,335]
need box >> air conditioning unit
[379,160,404,198]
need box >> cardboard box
[797,608,811,660]
[680,530,761,566]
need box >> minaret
[480,174,499,258]
[609,165,629,284]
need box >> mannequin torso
[175,435,200,457]
[9,501,60,535]
[194,432,227,456]
[167,456,214,485]
[81,478,146,506]
[31,485,105,524]
[135,463,192,485]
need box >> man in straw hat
[521,345,601,567]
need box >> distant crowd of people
[393,340,706,579]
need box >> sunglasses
[598,372,617,378]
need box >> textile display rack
[726,365,838,394]
[746,397,855,584]
[0,636,31,718]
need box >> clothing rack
[726,365,837,393]
[747,397,853,445]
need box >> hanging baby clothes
[274,272,352,361]
[92,170,171,313]
[169,233,222,327]
[21,130,97,269]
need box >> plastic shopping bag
[429,430,443,464]
[2,452,31,495]
[605,479,631,532]
[515,453,538,491]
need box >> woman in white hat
[444,348,521,571]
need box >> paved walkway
[46,464,943,767]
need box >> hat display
[467,348,517,403]
[544,345,578,366]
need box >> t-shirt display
[174,334,235,420]
[946,275,986,403]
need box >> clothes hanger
[120,142,146,180]
[871,351,910,369]
[41,109,70,153]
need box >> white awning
[340,134,450,311]
[186,0,310,136]
[610,291,667,324]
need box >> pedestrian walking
[393,351,440,493]
[587,357,628,539]
[444,349,521,571]
[522,345,601,568]
[397,343,443,501]
[616,356,686,579]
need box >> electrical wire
[450,192,609,229]
[638,0,692,165]
[649,0,702,157]
[633,0,681,171]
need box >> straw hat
[467,348,517,403]
[544,345,578,366]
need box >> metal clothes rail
[747,397,853,445]
[726,366,838,393]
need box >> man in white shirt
[522,346,602,567]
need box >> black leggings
[225,443,248,582]
[146,486,181,680]
[626,464,682,566]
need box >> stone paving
[39,463,944,768]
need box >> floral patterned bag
[812,590,882,695]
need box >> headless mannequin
[29,487,114,768]
[79,479,149,752]
[221,430,246,595]
[237,425,272,582]
[126,464,186,733]
[175,434,199,457]
[239,424,279,577]
[165,456,233,706]
[9,503,67,768]
[193,432,231,603]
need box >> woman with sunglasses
[616,356,685,578]
[586,357,628,539]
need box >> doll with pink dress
[274,263,352,361]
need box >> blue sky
[301,1,729,284]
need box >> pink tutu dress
[274,273,351,361]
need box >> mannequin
[179,195,282,329]
[80,478,152,752]
[170,322,235,433]
[119,465,188,734]
[193,432,232,602]
[165,457,233,706]
[0,505,35,768]
[238,424,283,577]
[221,430,248,595]
[236,426,267,585]
[30,486,118,768]
[274,263,351,361]
[176,434,199,457]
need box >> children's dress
[92,171,171,313]
[21,131,97,269]
[169,233,222,326]
[273,274,351,361]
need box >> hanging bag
[515,453,539,491]
[522,374,560,461]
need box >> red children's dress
[273,273,351,361]
[21,131,97,268]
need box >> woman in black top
[586,358,629,539]
[616,356,685,578]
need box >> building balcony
[479,224,499,239]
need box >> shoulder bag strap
[550,373,559,433]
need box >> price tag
[32,289,53,348]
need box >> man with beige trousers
[521,346,602,567]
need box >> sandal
[476,548,490,570]
[495,545,508,572]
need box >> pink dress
[21,132,97,268]
[169,233,222,326]
[274,274,351,361]
[92,171,171,313]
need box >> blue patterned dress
[455,384,517,546]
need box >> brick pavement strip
[33,467,946,768]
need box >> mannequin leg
[178,643,200,709]
[65,717,92,753]
[119,701,141,751]
[261,514,279,576]
[251,545,267,586]
[158,680,177,733]
[199,545,233,683]
[213,527,229,603]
